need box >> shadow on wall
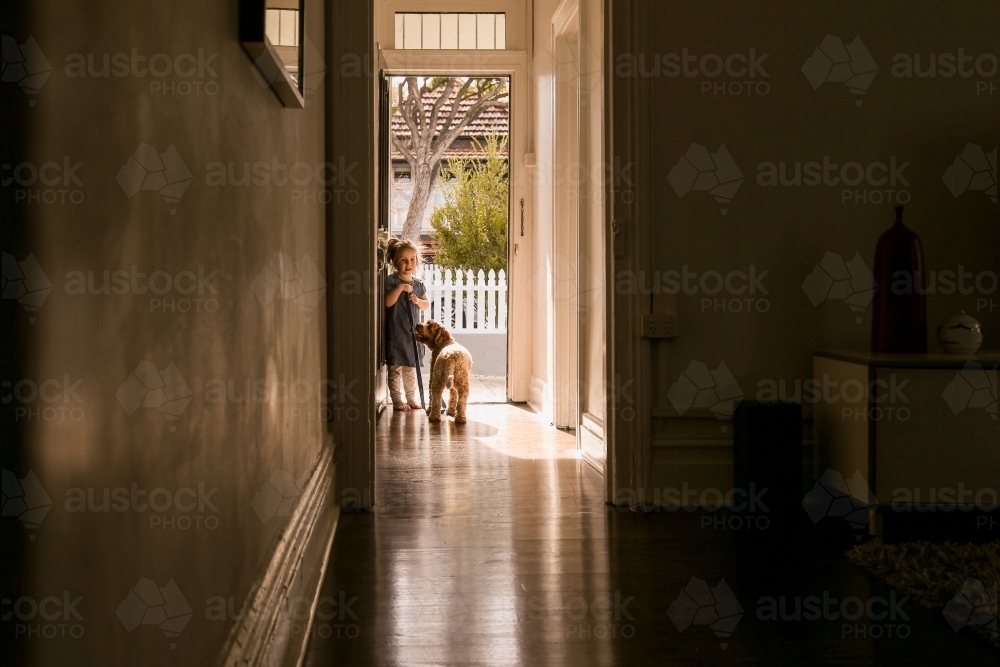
[419,333,507,377]
[455,334,507,376]
[1,3,32,665]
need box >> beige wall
[4,0,333,663]
[642,1,998,494]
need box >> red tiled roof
[392,146,508,162]
[390,86,509,139]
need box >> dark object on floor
[733,401,804,528]
[880,505,999,544]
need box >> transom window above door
[395,13,506,50]
[266,7,300,47]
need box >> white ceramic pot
[937,311,983,355]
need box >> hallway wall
[639,1,999,495]
[3,1,332,664]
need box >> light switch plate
[641,313,678,339]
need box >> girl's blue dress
[384,272,427,367]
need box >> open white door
[552,0,608,478]
[552,0,581,431]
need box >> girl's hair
[386,237,423,271]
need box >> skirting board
[217,446,339,667]
[528,374,547,417]
[580,412,605,475]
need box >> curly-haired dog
[413,319,473,424]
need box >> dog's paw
[454,415,467,424]
[427,413,441,423]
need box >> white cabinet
[813,350,998,531]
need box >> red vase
[871,206,927,354]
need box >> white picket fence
[417,267,507,333]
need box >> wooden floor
[303,404,997,667]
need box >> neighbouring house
[389,84,509,259]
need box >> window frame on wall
[394,12,506,50]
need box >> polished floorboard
[303,404,997,666]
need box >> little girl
[384,238,429,411]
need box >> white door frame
[379,49,532,405]
[605,0,651,506]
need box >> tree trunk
[400,161,439,242]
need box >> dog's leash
[403,284,427,411]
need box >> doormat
[848,539,998,648]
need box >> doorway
[378,74,512,409]
[330,2,613,510]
